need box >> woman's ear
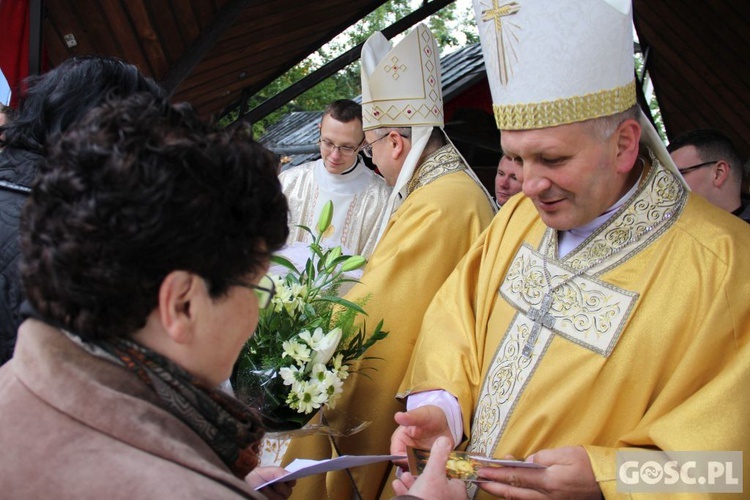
[158,270,200,344]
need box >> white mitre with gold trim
[361,23,443,130]
[472,0,684,181]
[362,24,447,241]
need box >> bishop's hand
[477,446,601,499]
[390,404,454,469]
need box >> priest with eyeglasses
[279,99,390,259]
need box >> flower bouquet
[233,201,387,433]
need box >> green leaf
[271,255,299,273]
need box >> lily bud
[317,200,334,234]
[311,327,342,366]
[340,255,366,272]
[325,246,342,268]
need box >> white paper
[255,454,405,490]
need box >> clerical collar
[340,158,359,175]
[558,170,642,258]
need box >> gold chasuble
[400,152,750,499]
[283,144,495,499]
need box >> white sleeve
[406,390,464,447]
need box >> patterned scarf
[69,332,265,478]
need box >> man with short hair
[279,99,390,257]
[494,154,523,207]
[282,24,495,500]
[668,128,750,222]
[392,2,750,498]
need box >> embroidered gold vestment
[400,153,750,498]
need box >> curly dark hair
[20,93,289,340]
[0,56,165,153]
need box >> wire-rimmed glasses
[318,139,361,157]
[360,134,389,158]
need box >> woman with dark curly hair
[0,56,165,365]
[0,93,293,499]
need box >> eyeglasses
[360,135,389,158]
[229,274,276,309]
[319,139,362,157]
[678,160,718,176]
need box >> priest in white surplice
[279,99,390,258]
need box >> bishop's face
[503,121,627,231]
[319,115,365,175]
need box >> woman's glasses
[229,274,276,309]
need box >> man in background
[279,99,390,258]
[494,154,523,207]
[668,128,749,222]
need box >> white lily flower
[311,327,342,367]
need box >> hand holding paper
[393,437,468,499]
[476,446,598,498]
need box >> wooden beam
[232,0,456,125]
[29,0,44,76]
[160,0,252,95]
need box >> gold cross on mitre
[481,0,520,86]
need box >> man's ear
[158,271,200,345]
[614,118,642,174]
[712,160,731,187]
[390,131,410,160]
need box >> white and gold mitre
[360,23,444,131]
[473,0,636,130]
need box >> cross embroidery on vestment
[522,292,555,358]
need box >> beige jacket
[0,319,265,499]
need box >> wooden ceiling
[633,0,749,159]
[39,0,749,160]
[42,0,390,119]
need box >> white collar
[558,173,641,258]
